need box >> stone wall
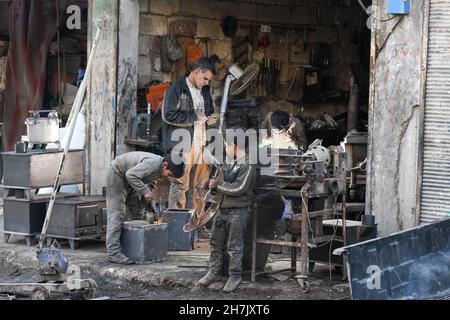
[138,0,368,117]
[366,0,425,236]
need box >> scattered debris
[268,272,291,282]
[0,294,15,300]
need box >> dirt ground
[0,261,350,300]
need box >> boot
[107,252,135,265]
[198,271,219,286]
[223,275,242,293]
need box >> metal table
[250,179,347,292]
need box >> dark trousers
[209,207,250,277]
[106,167,144,256]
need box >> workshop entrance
[135,0,374,286]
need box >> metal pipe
[291,236,297,272]
[301,190,309,276]
[365,0,379,218]
[256,238,314,249]
[251,201,257,282]
[218,75,233,135]
[347,84,359,132]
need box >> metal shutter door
[420,0,450,223]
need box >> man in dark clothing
[198,129,256,293]
[106,152,185,264]
[162,57,219,210]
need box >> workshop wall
[366,0,424,236]
[138,0,368,117]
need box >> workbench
[250,175,347,292]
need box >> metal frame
[250,184,347,292]
[414,0,431,226]
[365,0,379,217]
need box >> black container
[3,199,47,235]
[45,196,106,249]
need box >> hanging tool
[265,57,271,96]
[274,59,280,98]
[146,103,152,140]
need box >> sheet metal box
[3,198,47,235]
[2,150,85,188]
[162,209,197,251]
[46,196,106,239]
[120,220,168,263]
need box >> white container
[25,111,60,144]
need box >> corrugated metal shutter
[420,0,450,223]
[0,1,9,40]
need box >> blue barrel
[162,209,197,251]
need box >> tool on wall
[256,57,280,97]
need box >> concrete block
[210,1,239,20]
[238,2,258,21]
[197,18,225,40]
[209,39,232,60]
[149,0,180,15]
[307,29,327,43]
[138,55,152,79]
[277,0,301,5]
[290,44,302,63]
[180,0,210,18]
[268,5,292,24]
[138,34,150,56]
[290,6,315,25]
[317,6,335,25]
[235,27,250,37]
[256,4,267,22]
[304,0,330,7]
[139,0,149,13]
[255,0,278,4]
[272,40,289,61]
[308,27,340,43]
[168,16,198,37]
[140,14,168,35]
[279,61,290,82]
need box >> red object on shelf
[146,83,170,113]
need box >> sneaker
[107,252,135,265]
[223,276,242,293]
[198,271,219,286]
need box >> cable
[357,0,397,22]
[299,184,340,250]
[377,15,405,56]
[328,189,339,284]
[357,0,368,12]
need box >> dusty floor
[0,201,350,300]
[0,263,350,300]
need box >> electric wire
[357,0,397,22]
